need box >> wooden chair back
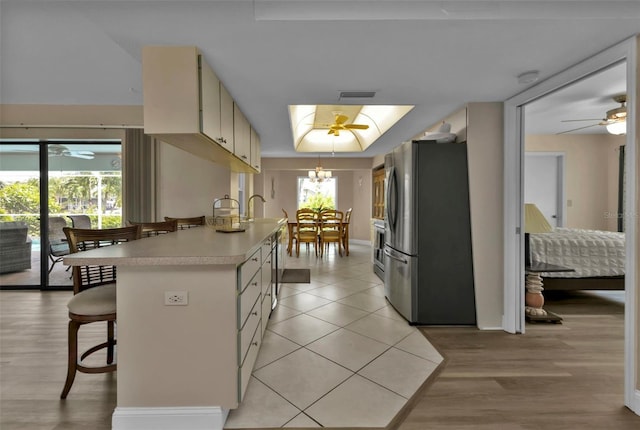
[319,212,343,257]
[341,208,352,256]
[63,225,142,294]
[319,209,344,222]
[129,219,178,237]
[295,208,319,256]
[164,216,206,229]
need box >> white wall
[156,142,231,220]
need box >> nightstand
[525,261,575,323]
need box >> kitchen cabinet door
[250,126,261,173]
[219,83,234,153]
[199,58,222,147]
[233,103,251,164]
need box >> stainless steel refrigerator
[384,140,476,325]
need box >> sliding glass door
[0,142,41,288]
[0,140,122,289]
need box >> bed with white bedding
[529,227,625,290]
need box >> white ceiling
[1,1,638,157]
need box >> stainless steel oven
[373,220,385,280]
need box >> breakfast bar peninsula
[64,218,286,430]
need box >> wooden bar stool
[60,225,141,399]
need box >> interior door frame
[503,36,638,414]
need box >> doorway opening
[504,37,637,414]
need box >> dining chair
[60,224,142,399]
[282,209,297,256]
[128,219,178,237]
[341,208,352,256]
[48,216,70,274]
[295,208,319,257]
[67,214,92,229]
[164,215,206,229]
[318,211,343,258]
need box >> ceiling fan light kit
[606,121,626,135]
[559,94,627,135]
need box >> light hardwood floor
[1,284,638,429]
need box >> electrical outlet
[164,291,188,306]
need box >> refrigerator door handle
[384,248,408,264]
[385,166,397,231]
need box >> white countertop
[63,218,286,266]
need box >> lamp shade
[524,203,552,233]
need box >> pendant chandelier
[308,156,332,182]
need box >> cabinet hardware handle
[252,282,258,286]
[252,257,258,262]
[251,311,258,316]
[242,155,247,159]
[251,341,259,347]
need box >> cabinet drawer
[238,320,261,402]
[238,272,261,329]
[239,296,261,366]
[261,238,272,263]
[239,248,261,292]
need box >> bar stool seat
[67,284,116,316]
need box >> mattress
[529,227,625,278]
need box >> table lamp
[524,203,552,267]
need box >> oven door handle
[384,248,408,264]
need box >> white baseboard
[112,406,228,430]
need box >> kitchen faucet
[247,194,266,220]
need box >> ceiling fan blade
[560,119,603,122]
[327,129,335,135]
[69,153,95,160]
[556,123,601,135]
[334,114,349,125]
[344,124,369,129]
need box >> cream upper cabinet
[220,83,234,153]
[199,59,225,149]
[233,103,251,163]
[142,45,257,173]
[250,126,261,173]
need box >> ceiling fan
[314,112,369,136]
[558,94,627,135]
[48,144,95,159]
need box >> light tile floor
[224,242,443,429]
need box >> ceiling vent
[339,91,376,99]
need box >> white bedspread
[529,228,625,278]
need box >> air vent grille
[339,91,376,99]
